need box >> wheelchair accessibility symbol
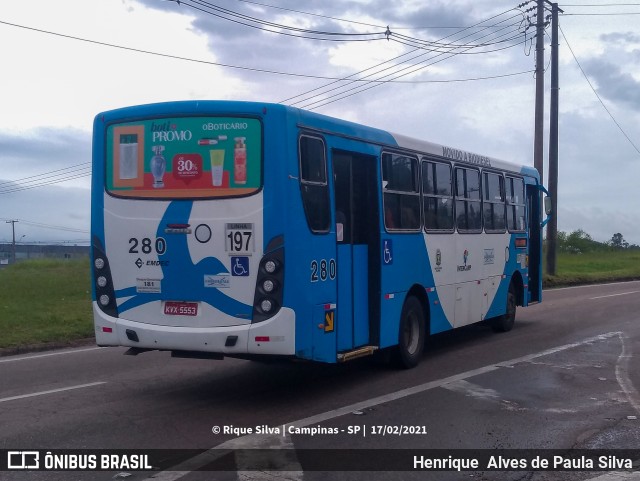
[231,256,250,276]
[382,239,393,265]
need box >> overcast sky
[1,0,639,245]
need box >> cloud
[558,205,640,245]
[600,32,640,45]
[0,127,91,181]
[583,58,640,111]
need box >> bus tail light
[515,238,528,248]
[252,235,284,324]
[92,237,119,318]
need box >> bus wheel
[394,296,425,369]
[492,285,516,332]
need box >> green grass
[0,259,93,349]
[544,249,640,288]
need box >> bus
[91,100,548,368]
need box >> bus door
[526,184,542,303]
[332,150,380,353]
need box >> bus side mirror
[544,196,552,216]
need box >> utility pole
[533,0,545,186]
[6,219,18,264]
[546,2,562,276]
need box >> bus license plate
[164,301,198,316]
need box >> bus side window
[506,176,526,232]
[483,171,506,233]
[299,135,331,233]
[423,159,454,232]
[455,167,482,233]
[381,153,421,231]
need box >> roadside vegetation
[544,230,640,287]
[0,258,93,349]
[1,230,639,350]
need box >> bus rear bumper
[93,303,296,356]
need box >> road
[1,281,640,480]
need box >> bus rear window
[105,117,262,199]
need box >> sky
[1,0,639,245]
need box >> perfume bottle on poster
[119,134,138,180]
[234,137,247,185]
[151,145,166,188]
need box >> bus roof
[96,99,539,181]
[290,104,537,180]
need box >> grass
[1,250,639,350]
[544,249,640,287]
[0,259,93,349]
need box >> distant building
[0,243,90,264]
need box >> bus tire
[394,296,425,369]
[492,284,516,332]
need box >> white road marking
[145,331,623,481]
[614,332,640,415]
[589,291,640,300]
[0,346,102,363]
[549,280,640,292]
[0,382,106,403]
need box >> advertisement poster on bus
[105,117,262,198]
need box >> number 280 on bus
[91,100,550,368]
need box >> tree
[610,233,629,249]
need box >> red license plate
[164,301,198,316]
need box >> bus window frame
[482,169,507,234]
[454,165,483,234]
[381,150,422,233]
[505,174,527,233]
[422,157,455,234]
[298,133,331,234]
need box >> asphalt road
[1,281,640,480]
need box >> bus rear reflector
[515,238,528,248]
[255,336,270,342]
[102,327,113,333]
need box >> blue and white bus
[91,100,547,368]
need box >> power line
[390,28,527,54]
[0,20,383,80]
[301,26,526,109]
[232,0,386,29]
[0,217,89,234]
[559,24,640,156]
[231,0,536,30]
[0,169,92,195]
[0,163,92,193]
[283,8,527,106]
[169,0,388,41]
[0,19,526,86]
[562,12,640,15]
[292,12,532,110]
[0,162,90,188]
[559,3,640,6]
